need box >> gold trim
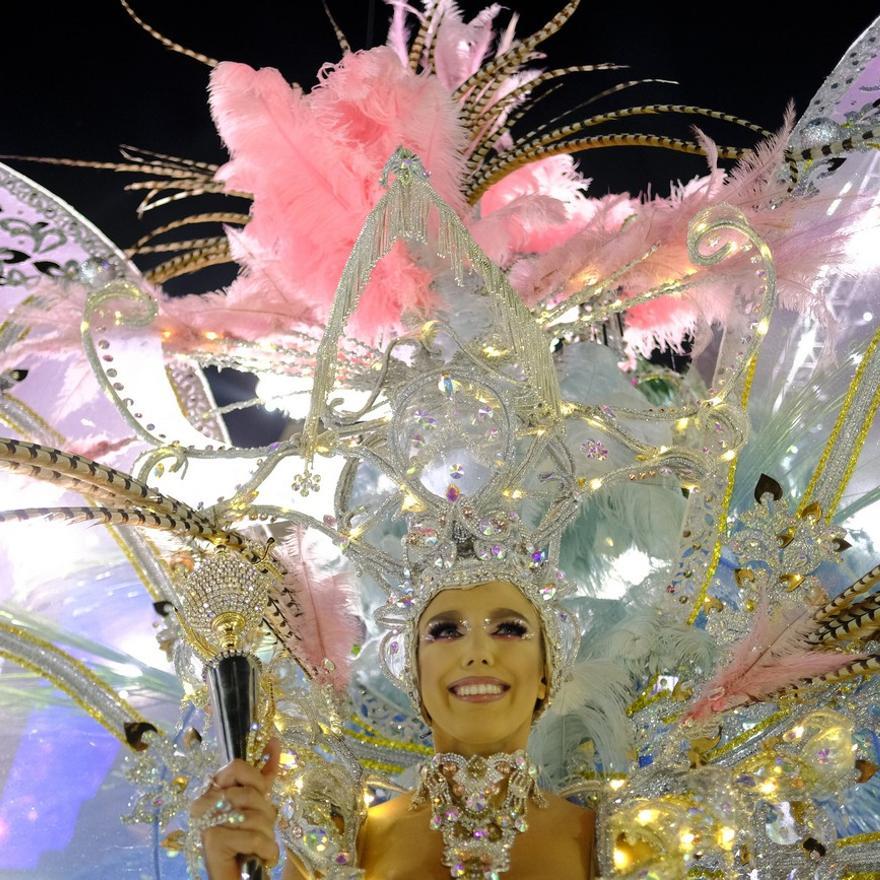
[349,715,433,756]
[687,353,759,624]
[704,707,788,761]
[800,327,880,518]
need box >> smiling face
[416,580,547,756]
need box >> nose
[461,625,494,668]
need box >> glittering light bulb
[718,826,736,850]
[636,808,659,826]
[612,847,632,871]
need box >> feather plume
[531,658,634,780]
[273,526,364,692]
[505,111,869,357]
[386,1,417,67]
[685,591,865,722]
[209,52,467,339]
[471,155,593,262]
[433,4,503,91]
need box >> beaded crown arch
[290,147,777,713]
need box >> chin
[438,702,532,746]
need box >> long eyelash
[495,619,533,638]
[424,620,465,641]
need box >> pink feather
[208,51,467,340]
[385,1,418,67]
[472,156,594,262]
[684,591,865,722]
[272,526,364,692]
[433,4,503,91]
[505,112,869,358]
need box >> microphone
[178,550,277,880]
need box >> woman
[192,580,597,879]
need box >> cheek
[497,639,543,678]
[417,642,445,693]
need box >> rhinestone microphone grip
[207,653,265,880]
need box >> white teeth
[453,683,504,697]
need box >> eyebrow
[488,607,532,620]
[423,611,462,627]
[423,607,533,627]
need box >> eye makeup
[491,617,534,639]
[423,616,470,642]
[421,609,535,642]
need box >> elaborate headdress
[280,147,766,717]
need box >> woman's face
[417,580,547,755]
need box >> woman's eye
[425,621,463,641]
[494,620,530,638]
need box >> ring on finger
[192,797,246,833]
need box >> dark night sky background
[2,2,876,232]
[0,1,876,442]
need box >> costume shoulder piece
[1,4,880,878]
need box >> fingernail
[258,752,271,767]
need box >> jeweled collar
[411,750,546,879]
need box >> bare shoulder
[538,790,595,830]
[531,792,597,875]
[359,791,418,851]
[364,790,416,828]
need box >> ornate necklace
[411,750,546,879]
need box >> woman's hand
[191,737,282,880]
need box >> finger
[212,758,271,796]
[202,826,279,865]
[222,786,277,823]
[260,737,282,784]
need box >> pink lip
[448,677,510,703]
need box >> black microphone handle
[206,653,266,880]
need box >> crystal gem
[440,375,462,397]
[78,257,117,287]
[304,827,330,850]
[478,514,507,536]
[465,793,489,813]
[581,439,609,460]
[414,409,438,428]
[412,526,439,546]
[446,484,462,502]
[396,590,415,608]
[800,117,845,148]
[449,463,465,479]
